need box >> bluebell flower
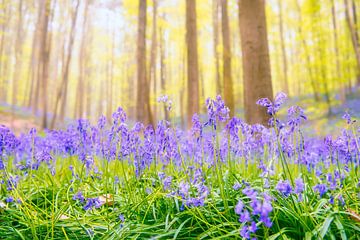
[276,180,292,197]
[239,210,251,223]
[73,191,85,203]
[235,199,244,214]
[294,178,304,194]
[83,197,102,211]
[313,184,327,197]
[342,112,356,124]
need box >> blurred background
[0,0,359,134]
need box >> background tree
[186,0,199,127]
[239,0,273,125]
[221,0,234,116]
[136,0,153,125]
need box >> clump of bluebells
[0,94,359,239]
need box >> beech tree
[238,0,273,126]
[136,0,153,125]
[221,0,234,116]
[186,0,199,127]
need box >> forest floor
[0,105,38,135]
[0,89,359,136]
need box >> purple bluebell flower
[294,178,304,194]
[73,191,85,203]
[239,210,251,223]
[233,182,242,190]
[83,197,102,211]
[248,221,257,233]
[313,184,327,197]
[342,112,356,124]
[276,180,292,197]
[235,199,244,214]
[240,225,250,239]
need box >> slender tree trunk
[345,0,360,85]
[186,0,199,127]
[238,0,273,126]
[0,0,6,102]
[278,0,289,95]
[159,26,168,121]
[107,28,115,122]
[149,0,158,122]
[27,3,42,109]
[51,0,80,128]
[11,0,24,123]
[331,0,345,101]
[0,1,10,103]
[221,0,234,116]
[75,0,90,119]
[37,0,52,129]
[295,0,320,101]
[212,0,221,96]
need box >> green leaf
[334,218,347,240]
[319,215,334,239]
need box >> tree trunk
[345,0,360,85]
[331,0,345,101]
[159,26,169,121]
[149,0,158,122]
[75,0,90,119]
[221,0,234,116]
[51,0,80,128]
[37,0,52,129]
[186,0,199,127]
[295,0,320,101]
[238,0,273,126]
[11,0,24,123]
[278,0,289,95]
[136,0,153,125]
[212,0,221,96]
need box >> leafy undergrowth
[0,93,359,239]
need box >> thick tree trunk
[136,0,153,125]
[221,0,234,116]
[238,0,273,126]
[186,0,199,127]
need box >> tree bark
[221,0,234,116]
[136,0,153,125]
[186,0,199,127]
[37,0,52,129]
[345,0,360,85]
[238,0,273,126]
